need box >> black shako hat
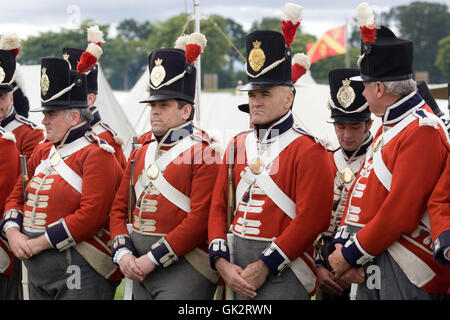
[62,47,99,95]
[238,30,293,91]
[328,68,371,124]
[140,48,197,104]
[352,26,413,82]
[0,50,16,93]
[33,57,88,111]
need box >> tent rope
[208,17,246,63]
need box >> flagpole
[345,17,350,68]
[194,0,201,123]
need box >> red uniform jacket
[428,155,450,267]
[109,122,220,269]
[314,135,372,267]
[1,108,44,158]
[0,128,20,276]
[2,123,123,280]
[336,93,450,293]
[137,131,152,146]
[208,112,334,295]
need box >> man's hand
[316,265,346,296]
[135,254,156,280]
[328,243,351,278]
[240,259,269,291]
[27,235,52,256]
[339,267,365,285]
[215,257,257,299]
[118,253,145,281]
[5,227,32,260]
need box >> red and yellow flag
[306,25,346,64]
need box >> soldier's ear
[70,109,81,126]
[181,103,192,121]
[375,81,384,97]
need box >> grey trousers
[233,236,309,300]
[23,232,118,300]
[131,233,216,300]
[356,250,447,300]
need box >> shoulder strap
[34,138,91,194]
[4,119,22,132]
[235,129,302,219]
[135,136,200,213]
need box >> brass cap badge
[248,40,266,72]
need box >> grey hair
[64,107,94,124]
[371,79,417,96]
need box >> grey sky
[0,0,446,39]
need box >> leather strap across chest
[235,129,301,220]
[135,135,200,213]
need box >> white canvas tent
[18,64,137,155]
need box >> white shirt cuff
[147,250,159,266]
[113,247,133,264]
[3,221,20,233]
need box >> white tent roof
[18,64,137,155]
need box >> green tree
[435,35,450,77]
[20,20,108,65]
[102,19,153,90]
[147,14,247,89]
[116,19,152,41]
[388,1,450,83]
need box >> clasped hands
[118,253,156,281]
[5,227,51,260]
[215,257,269,299]
[327,243,365,286]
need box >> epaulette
[233,128,253,139]
[293,124,335,149]
[0,127,16,142]
[414,109,440,129]
[99,121,125,146]
[191,128,223,156]
[293,124,312,136]
[85,131,115,153]
[15,114,44,130]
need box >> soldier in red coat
[0,127,19,299]
[0,50,44,158]
[314,68,373,300]
[61,26,127,170]
[208,23,334,299]
[1,56,123,299]
[109,33,222,300]
[328,22,450,299]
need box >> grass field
[114,279,124,300]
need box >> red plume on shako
[183,33,207,65]
[281,2,303,47]
[0,32,21,57]
[357,3,376,43]
[356,3,376,67]
[292,53,310,84]
[77,25,105,74]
